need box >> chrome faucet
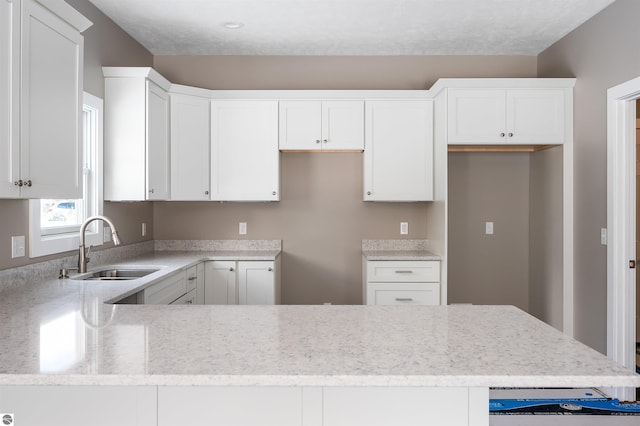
[78,215,121,273]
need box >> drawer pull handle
[188,276,197,281]
[394,270,413,274]
[395,298,413,302]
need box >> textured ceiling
[87,0,616,55]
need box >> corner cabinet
[103,67,171,201]
[447,88,566,145]
[204,259,281,305]
[1,0,91,199]
[364,100,434,201]
[279,100,364,151]
[170,92,210,200]
[210,100,280,201]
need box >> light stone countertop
[362,249,442,261]
[0,251,638,388]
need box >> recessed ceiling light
[223,22,244,30]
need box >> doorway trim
[607,76,639,401]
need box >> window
[29,92,104,257]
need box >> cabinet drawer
[143,271,187,304]
[186,265,197,292]
[170,289,196,305]
[367,282,440,306]
[366,261,440,282]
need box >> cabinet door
[204,261,237,304]
[146,81,170,200]
[170,93,210,200]
[20,0,84,198]
[278,100,322,150]
[0,0,19,197]
[238,261,276,305]
[447,89,506,145]
[211,100,279,201]
[170,289,196,305]
[322,100,364,150]
[364,100,434,201]
[506,89,565,144]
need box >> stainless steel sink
[77,268,160,281]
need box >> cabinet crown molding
[102,67,172,91]
[35,0,93,32]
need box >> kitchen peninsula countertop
[0,248,638,389]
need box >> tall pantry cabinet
[0,0,91,199]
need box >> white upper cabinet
[1,0,90,199]
[211,100,280,201]
[364,100,434,202]
[279,100,364,150]
[170,93,210,200]
[0,0,19,198]
[103,68,171,201]
[447,88,566,145]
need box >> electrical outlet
[400,222,409,235]
[142,222,147,237]
[103,226,111,243]
[11,236,25,258]
[485,222,494,235]
[239,222,247,235]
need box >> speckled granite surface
[362,240,441,260]
[155,239,281,251]
[0,251,638,387]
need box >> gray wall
[0,0,154,271]
[447,153,531,311]
[529,146,564,330]
[153,55,537,304]
[538,0,640,353]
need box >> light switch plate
[11,235,25,258]
[485,222,494,235]
[400,222,409,235]
[239,222,247,235]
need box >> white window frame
[28,92,104,257]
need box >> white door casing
[606,75,640,402]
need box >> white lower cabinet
[0,385,488,426]
[156,386,487,426]
[204,260,237,304]
[204,259,281,305]
[363,260,441,305]
[323,387,470,426]
[0,385,157,426]
[142,271,187,304]
[158,386,302,426]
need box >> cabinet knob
[14,180,23,187]
[272,191,277,196]
[323,139,328,144]
[24,180,32,187]
[149,189,155,194]
[205,190,209,195]
[367,191,372,196]
[315,140,321,144]
[268,267,273,272]
[230,267,234,272]
[500,133,506,137]
[508,132,514,137]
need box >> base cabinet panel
[0,385,156,426]
[323,387,469,426]
[158,386,302,426]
